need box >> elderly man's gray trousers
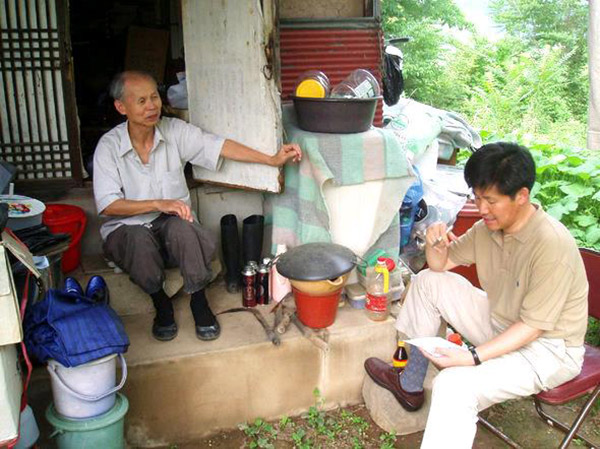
[103,214,217,295]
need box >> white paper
[405,337,468,358]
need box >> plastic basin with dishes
[292,96,381,134]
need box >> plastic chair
[478,247,600,448]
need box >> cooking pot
[289,273,350,295]
[275,242,357,281]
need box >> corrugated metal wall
[279,23,384,127]
[0,0,81,187]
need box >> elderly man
[364,142,588,448]
[93,71,301,342]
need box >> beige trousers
[396,270,584,449]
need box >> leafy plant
[379,431,398,449]
[586,318,600,347]
[238,418,278,449]
[279,415,292,431]
[291,427,312,449]
[526,142,600,249]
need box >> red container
[42,204,87,273]
[450,201,482,288]
[292,287,342,328]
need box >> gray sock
[400,344,429,392]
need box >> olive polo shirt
[449,206,588,347]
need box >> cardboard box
[0,230,40,345]
[0,231,41,445]
[0,244,22,346]
[0,344,22,445]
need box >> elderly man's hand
[155,199,193,222]
[419,346,475,369]
[271,143,302,166]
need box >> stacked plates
[0,195,46,231]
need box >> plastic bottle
[294,70,330,98]
[365,257,391,321]
[331,69,381,99]
[392,340,409,368]
[270,245,291,303]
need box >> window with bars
[0,0,81,185]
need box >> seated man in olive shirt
[93,71,301,342]
[364,142,588,448]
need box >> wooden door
[182,0,283,192]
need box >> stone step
[118,280,397,447]
[73,254,220,317]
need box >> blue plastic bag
[399,167,423,250]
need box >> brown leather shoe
[364,357,424,411]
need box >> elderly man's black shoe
[196,320,221,341]
[364,357,424,411]
[152,320,178,341]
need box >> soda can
[257,264,270,305]
[242,265,257,307]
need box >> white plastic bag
[167,72,188,109]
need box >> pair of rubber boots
[220,214,264,293]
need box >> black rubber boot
[220,214,242,293]
[242,214,265,266]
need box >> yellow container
[294,70,330,98]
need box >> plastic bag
[410,178,468,243]
[167,72,188,109]
[383,45,404,106]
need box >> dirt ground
[29,375,599,448]
[158,395,599,449]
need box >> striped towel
[265,105,416,261]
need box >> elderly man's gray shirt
[93,117,224,240]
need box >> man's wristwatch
[469,346,482,365]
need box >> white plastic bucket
[47,354,127,419]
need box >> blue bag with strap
[24,289,129,367]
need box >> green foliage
[382,0,589,145]
[381,0,469,107]
[238,388,403,447]
[464,45,585,148]
[526,142,600,249]
[587,318,600,347]
[489,0,588,50]
[379,431,397,449]
[238,418,278,449]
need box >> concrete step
[118,279,398,447]
[27,264,432,448]
[73,254,220,317]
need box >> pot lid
[276,242,356,281]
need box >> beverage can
[242,265,257,307]
[257,264,270,305]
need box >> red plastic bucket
[43,204,87,273]
[292,287,342,328]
